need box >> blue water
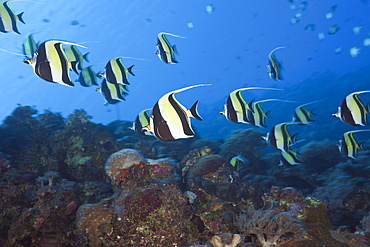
[1,0,370,140]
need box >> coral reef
[0,106,369,246]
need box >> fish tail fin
[172,45,178,54]
[83,52,90,62]
[358,142,365,151]
[128,65,135,76]
[291,133,299,144]
[189,101,203,121]
[18,12,25,24]
[265,110,272,118]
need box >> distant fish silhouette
[267,46,286,81]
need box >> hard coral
[234,208,303,247]
[104,148,147,183]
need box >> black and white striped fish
[155,32,184,64]
[147,84,210,141]
[23,40,86,87]
[333,91,370,127]
[96,78,128,105]
[263,122,299,152]
[0,0,25,35]
[99,57,134,85]
[338,130,370,159]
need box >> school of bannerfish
[1,0,370,167]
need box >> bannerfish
[333,91,370,127]
[155,32,185,64]
[263,122,299,152]
[22,33,38,59]
[147,84,211,141]
[23,40,86,87]
[64,45,89,74]
[230,155,249,172]
[99,57,134,85]
[279,149,301,167]
[267,46,286,81]
[131,109,153,136]
[96,79,128,105]
[338,130,370,159]
[0,0,25,34]
[220,87,282,124]
[247,99,293,128]
[77,66,99,87]
[293,101,320,124]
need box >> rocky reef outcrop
[0,106,369,247]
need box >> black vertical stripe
[235,91,249,122]
[105,61,117,84]
[35,43,53,82]
[116,59,130,85]
[54,43,73,86]
[168,93,194,136]
[340,98,356,126]
[353,94,367,125]
[226,96,238,123]
[152,102,174,141]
